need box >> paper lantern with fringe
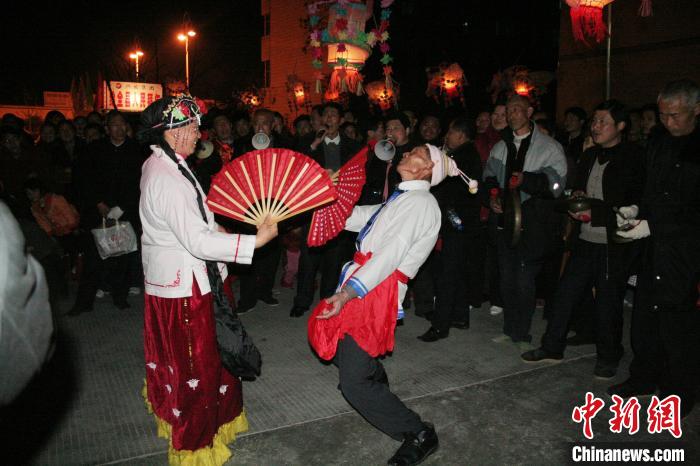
[566,0,614,45]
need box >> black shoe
[417,327,448,342]
[237,302,256,314]
[388,423,439,466]
[521,348,563,363]
[396,319,404,327]
[259,295,279,306]
[450,320,469,330]
[289,306,307,318]
[594,362,618,380]
[113,300,130,310]
[566,333,595,346]
[607,379,656,398]
[66,306,92,316]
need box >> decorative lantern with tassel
[324,1,372,96]
[426,62,466,107]
[566,0,614,45]
[365,80,396,112]
[237,88,263,109]
[286,75,311,115]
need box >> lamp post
[177,30,196,90]
[129,50,144,81]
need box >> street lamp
[177,30,196,90]
[129,50,144,81]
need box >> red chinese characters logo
[573,394,682,439]
[609,395,641,435]
[647,395,682,438]
[572,392,605,439]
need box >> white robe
[339,179,441,315]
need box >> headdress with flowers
[151,94,204,130]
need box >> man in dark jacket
[608,80,700,418]
[419,117,483,341]
[484,95,567,348]
[360,112,415,206]
[290,102,361,317]
[69,111,143,314]
[522,100,644,378]
[233,108,290,313]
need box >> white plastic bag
[91,219,138,259]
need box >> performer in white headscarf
[308,144,474,466]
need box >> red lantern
[566,0,614,45]
[365,81,396,111]
[293,84,306,104]
[426,62,466,106]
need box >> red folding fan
[307,146,368,246]
[207,148,337,225]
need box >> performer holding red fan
[138,94,278,465]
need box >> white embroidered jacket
[339,179,441,311]
[140,146,255,298]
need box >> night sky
[2,0,561,112]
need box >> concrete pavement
[4,281,697,465]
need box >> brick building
[556,0,700,120]
[261,0,322,123]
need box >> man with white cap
[307,144,474,466]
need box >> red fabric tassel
[329,68,363,95]
[638,0,652,17]
[570,6,608,44]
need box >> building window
[263,60,270,88]
[263,14,270,37]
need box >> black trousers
[294,229,352,309]
[336,335,425,440]
[433,228,470,332]
[485,230,503,307]
[73,231,132,310]
[628,270,700,407]
[541,240,628,365]
[238,237,281,307]
[464,226,487,308]
[496,231,544,342]
[410,252,436,315]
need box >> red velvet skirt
[308,253,408,361]
[144,276,243,452]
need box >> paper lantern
[324,1,371,95]
[488,66,554,105]
[286,75,312,115]
[566,0,614,44]
[294,84,306,103]
[365,81,395,111]
[237,88,263,109]
[426,62,466,106]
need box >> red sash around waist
[307,251,408,360]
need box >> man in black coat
[234,108,291,313]
[419,117,483,341]
[608,80,700,418]
[290,102,361,317]
[521,100,644,378]
[69,111,143,314]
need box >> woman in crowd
[138,94,277,465]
